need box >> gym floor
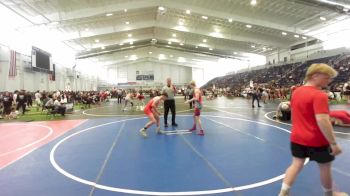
[0,97,349,196]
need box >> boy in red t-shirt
[139,92,168,137]
[279,63,347,196]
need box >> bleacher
[203,54,350,92]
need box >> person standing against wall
[162,78,178,127]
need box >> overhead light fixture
[195,46,199,48]
[294,34,300,38]
[106,13,113,17]
[124,9,128,12]
[203,39,207,42]
[250,0,257,6]
[320,16,326,21]
[119,43,124,46]
[95,39,99,43]
[228,18,233,23]
[178,19,185,26]
[101,46,105,50]
[172,33,176,37]
[209,48,213,50]
[159,54,166,60]
[125,21,130,25]
[302,36,307,39]
[282,32,287,35]
[169,55,174,58]
[262,47,266,50]
[128,34,132,37]
[186,10,191,14]
[148,51,152,54]
[158,6,165,11]
[201,16,208,20]
[251,45,256,48]
[246,24,252,28]
[168,41,172,44]
[130,41,133,45]
[179,43,184,46]
[130,55,137,60]
[178,57,186,62]
[233,52,238,55]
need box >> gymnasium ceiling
[1,0,350,67]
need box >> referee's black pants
[164,99,176,125]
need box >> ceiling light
[251,45,256,48]
[302,36,307,39]
[320,16,326,21]
[159,54,166,60]
[151,38,157,41]
[172,33,176,37]
[250,0,257,6]
[209,48,213,50]
[282,32,287,35]
[178,57,186,62]
[128,34,132,37]
[201,16,208,20]
[130,55,137,60]
[195,46,199,48]
[124,9,127,12]
[119,43,124,46]
[262,47,266,50]
[169,55,174,58]
[125,55,128,58]
[95,39,99,43]
[246,24,252,28]
[168,41,172,44]
[125,21,130,25]
[178,20,184,26]
[158,6,165,11]
[130,41,133,45]
[148,51,152,54]
[228,18,233,23]
[179,43,184,46]
[106,13,113,17]
[294,34,300,38]
[203,39,207,42]
[101,46,105,50]
[233,52,238,55]
[186,10,191,14]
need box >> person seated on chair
[329,110,350,127]
[273,101,291,121]
[53,97,66,116]
[8,107,18,120]
[44,95,55,110]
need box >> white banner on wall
[136,70,154,81]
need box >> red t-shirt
[291,86,329,147]
[329,110,350,124]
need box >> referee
[162,78,178,127]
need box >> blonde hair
[304,63,338,81]
[189,80,196,86]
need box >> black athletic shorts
[291,142,334,163]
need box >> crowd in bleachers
[202,54,350,104]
